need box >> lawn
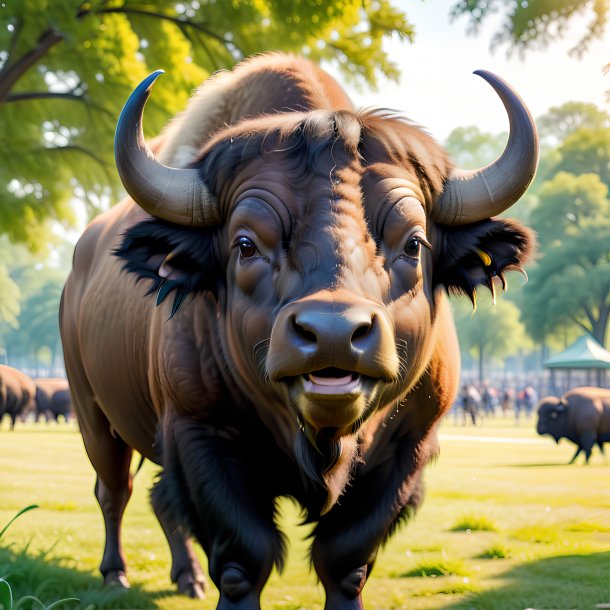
[1,415,609,610]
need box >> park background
[0,1,609,609]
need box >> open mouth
[303,367,362,396]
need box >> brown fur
[0,365,36,429]
[60,53,536,608]
[537,386,610,463]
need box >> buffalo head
[536,397,568,441]
[115,69,537,489]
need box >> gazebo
[544,334,610,391]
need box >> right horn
[114,71,221,226]
[434,70,539,225]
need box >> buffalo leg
[577,431,597,464]
[75,393,134,587]
[312,453,425,609]
[569,445,582,464]
[170,416,284,610]
[92,435,134,587]
[151,494,206,598]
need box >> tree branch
[581,302,596,326]
[7,91,84,103]
[568,314,591,335]
[5,18,23,66]
[45,144,110,168]
[5,90,114,116]
[0,28,64,103]
[78,6,233,46]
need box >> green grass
[401,559,468,578]
[1,415,609,609]
[476,543,512,559]
[449,514,498,532]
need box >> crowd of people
[452,380,544,425]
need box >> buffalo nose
[266,293,399,381]
[290,308,375,353]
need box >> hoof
[104,570,130,589]
[176,570,206,599]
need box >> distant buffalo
[34,378,73,423]
[536,387,610,464]
[0,365,36,429]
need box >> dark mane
[358,110,451,204]
[197,110,364,193]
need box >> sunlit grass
[0,505,80,610]
[449,514,498,532]
[402,558,468,578]
[1,415,609,609]
[476,543,512,559]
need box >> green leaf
[0,505,39,540]
[0,579,13,610]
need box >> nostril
[291,314,318,344]
[351,316,374,342]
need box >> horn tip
[144,69,165,90]
[472,69,497,85]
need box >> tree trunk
[478,344,485,384]
[590,304,609,348]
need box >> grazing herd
[0,364,71,428]
[0,52,607,610]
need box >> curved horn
[114,71,221,226]
[435,70,539,225]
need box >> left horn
[114,71,221,226]
[434,70,539,225]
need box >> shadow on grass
[511,462,571,468]
[0,545,173,609]
[438,551,610,610]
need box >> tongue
[308,373,353,386]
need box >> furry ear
[434,218,536,308]
[114,218,223,318]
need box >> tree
[529,171,609,247]
[537,102,609,146]
[0,0,414,245]
[0,265,20,354]
[453,292,532,383]
[2,262,68,371]
[450,0,608,57]
[444,126,506,169]
[556,127,610,188]
[523,172,610,346]
[5,277,65,371]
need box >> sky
[328,0,610,142]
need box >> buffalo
[0,364,36,429]
[536,387,610,464]
[59,54,538,609]
[33,378,73,423]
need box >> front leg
[161,415,285,610]
[311,442,425,610]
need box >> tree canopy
[0,0,414,246]
[524,171,610,346]
[450,0,609,57]
[452,294,531,383]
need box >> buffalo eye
[237,236,259,260]
[402,233,430,260]
[404,236,421,258]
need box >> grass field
[1,415,609,610]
